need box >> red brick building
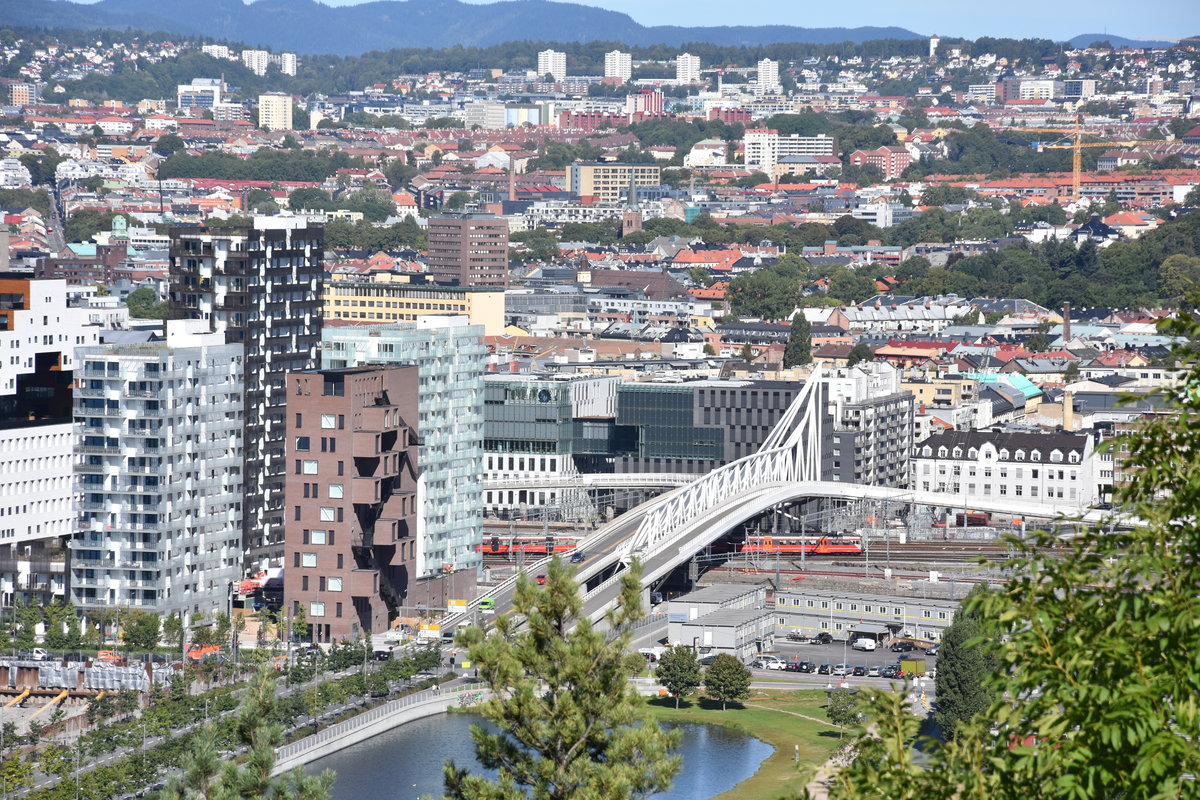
[426,212,509,288]
[848,146,913,180]
[284,366,419,642]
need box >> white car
[832,663,849,676]
[752,655,786,670]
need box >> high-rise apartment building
[537,49,567,82]
[258,93,293,131]
[566,162,661,204]
[426,212,509,288]
[201,44,232,60]
[71,321,244,617]
[743,129,837,175]
[169,218,324,565]
[756,59,781,94]
[0,277,98,607]
[676,53,702,84]
[283,366,419,641]
[322,319,485,577]
[825,362,913,488]
[604,50,633,82]
[241,49,271,76]
[8,83,36,108]
[176,78,225,110]
[278,52,298,76]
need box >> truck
[900,658,926,677]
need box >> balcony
[353,476,382,504]
[76,444,123,455]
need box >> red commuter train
[739,535,864,554]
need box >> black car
[569,550,585,563]
[817,663,832,675]
[797,660,816,673]
[891,641,916,652]
[373,649,392,661]
[811,632,833,645]
[881,664,900,679]
[852,665,867,677]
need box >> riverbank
[645,690,841,800]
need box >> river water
[308,711,772,800]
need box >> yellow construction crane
[1003,119,1172,200]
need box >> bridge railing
[628,370,823,554]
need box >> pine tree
[703,654,751,711]
[443,558,681,800]
[783,314,813,368]
[932,586,998,740]
[655,646,702,709]
[162,670,333,800]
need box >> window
[311,530,327,545]
[310,601,325,618]
[320,507,336,522]
[321,414,337,429]
[329,484,344,499]
[295,437,310,451]
[301,553,317,568]
[328,577,342,592]
[303,460,318,474]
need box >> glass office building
[322,320,485,576]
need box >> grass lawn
[645,689,842,800]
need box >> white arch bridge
[447,370,1112,628]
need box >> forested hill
[0,0,922,55]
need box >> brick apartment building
[284,366,419,642]
[848,146,913,180]
[35,243,129,284]
[426,212,509,288]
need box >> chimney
[509,360,518,373]
[1062,302,1071,342]
[1062,389,1075,431]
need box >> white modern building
[241,49,272,76]
[0,278,98,607]
[676,53,702,84]
[604,50,633,82]
[537,49,567,82]
[910,429,1097,509]
[70,321,244,618]
[322,317,486,577]
[756,58,781,94]
[278,52,298,76]
[743,129,837,175]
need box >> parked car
[30,648,49,661]
[832,663,849,676]
[535,574,547,585]
[927,645,940,656]
[698,654,720,666]
[891,641,916,653]
[796,660,816,673]
[867,666,881,677]
[880,664,900,679]
[810,632,833,645]
[852,665,867,677]
[785,632,809,642]
[851,638,877,652]
[751,656,785,670]
[817,663,832,675]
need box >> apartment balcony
[76,462,112,473]
[75,444,123,455]
[353,475,382,504]
[347,568,377,597]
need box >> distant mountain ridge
[2,0,926,55]
[1067,33,1181,48]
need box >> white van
[851,638,877,652]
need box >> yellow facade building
[323,277,504,335]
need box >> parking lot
[746,639,939,685]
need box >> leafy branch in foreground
[829,309,1200,800]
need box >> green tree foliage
[846,342,874,366]
[827,268,877,304]
[0,187,52,216]
[654,646,703,709]
[339,188,396,222]
[932,585,998,741]
[288,187,334,212]
[125,287,169,320]
[830,312,1200,800]
[18,148,65,185]
[703,654,751,711]
[154,133,185,156]
[163,613,184,650]
[162,670,333,800]
[64,209,122,243]
[443,558,681,800]
[122,610,160,650]
[727,261,803,320]
[13,601,40,650]
[826,688,862,738]
[157,147,366,182]
[784,313,812,368]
